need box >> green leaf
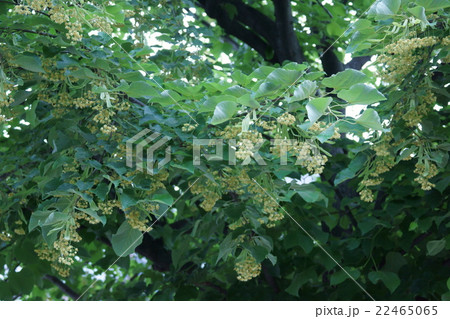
[267,253,277,265]
[151,90,182,105]
[415,0,450,11]
[216,234,236,264]
[119,189,139,209]
[69,67,102,80]
[316,124,336,143]
[117,71,147,82]
[92,183,111,201]
[368,0,401,19]
[151,189,174,206]
[42,211,71,226]
[28,210,51,232]
[408,6,430,26]
[442,291,450,301]
[246,245,269,263]
[338,84,386,105]
[285,275,304,297]
[321,69,368,89]
[8,267,35,295]
[171,161,195,174]
[210,101,238,125]
[76,180,94,191]
[200,95,236,113]
[306,97,332,123]
[355,108,384,130]
[12,55,45,73]
[267,68,302,86]
[330,268,360,286]
[304,71,325,81]
[249,66,277,79]
[75,207,107,225]
[368,271,400,293]
[237,93,259,108]
[427,239,446,256]
[111,221,143,257]
[224,85,250,98]
[254,81,281,98]
[120,81,158,98]
[334,153,368,185]
[285,268,317,297]
[383,252,407,273]
[293,184,322,203]
[288,80,317,102]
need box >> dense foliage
[0,0,449,301]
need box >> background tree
[0,0,449,301]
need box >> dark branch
[194,13,240,50]
[320,46,344,76]
[272,0,304,63]
[44,274,80,300]
[197,0,274,60]
[262,264,280,295]
[99,233,172,272]
[345,55,372,70]
[315,0,333,18]
[0,28,56,38]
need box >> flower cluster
[13,220,26,235]
[294,141,328,174]
[216,124,241,139]
[126,208,151,232]
[358,135,396,202]
[236,131,264,160]
[234,253,261,281]
[414,162,438,191]
[41,58,65,82]
[248,181,283,227]
[0,231,12,242]
[0,82,14,108]
[257,119,277,131]
[309,121,341,140]
[190,174,221,212]
[359,189,374,202]
[378,36,439,84]
[182,123,198,132]
[98,200,121,215]
[228,217,248,230]
[13,1,84,42]
[36,226,80,277]
[401,90,436,127]
[277,112,296,126]
[90,17,113,34]
[74,211,100,225]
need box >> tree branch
[197,0,276,61]
[345,55,372,70]
[262,264,279,295]
[272,0,304,63]
[0,28,57,38]
[315,0,333,18]
[44,274,80,300]
[320,46,344,76]
[99,233,172,272]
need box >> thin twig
[44,274,81,300]
[315,0,333,18]
[0,28,56,38]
